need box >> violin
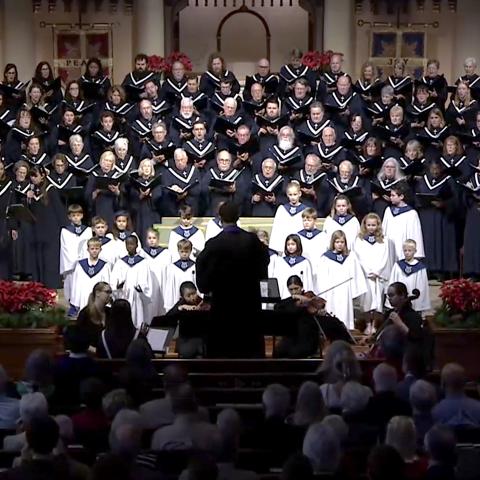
[294,291,327,315]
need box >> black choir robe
[0,178,13,279]
[415,173,458,274]
[27,184,67,288]
[250,172,285,217]
[199,70,240,98]
[462,172,480,277]
[160,164,201,216]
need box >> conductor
[196,202,269,357]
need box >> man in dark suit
[196,202,269,357]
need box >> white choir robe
[297,228,328,266]
[313,250,367,329]
[80,235,118,268]
[70,258,111,310]
[168,226,205,261]
[162,259,197,312]
[205,218,242,241]
[269,203,307,253]
[205,218,222,241]
[267,249,280,278]
[140,246,172,317]
[111,255,153,328]
[386,259,431,313]
[353,236,393,313]
[111,231,142,262]
[322,215,360,252]
[60,225,92,302]
[382,205,425,260]
[275,255,314,299]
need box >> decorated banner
[54,29,113,83]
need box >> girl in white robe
[111,235,153,328]
[168,205,205,261]
[140,228,172,317]
[382,183,425,260]
[111,211,142,262]
[322,194,360,254]
[275,234,314,299]
[387,239,431,313]
[314,230,367,330]
[256,229,280,278]
[269,181,307,253]
[353,213,394,314]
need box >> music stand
[6,204,36,224]
[316,315,357,345]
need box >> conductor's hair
[91,216,108,227]
[219,202,239,224]
[177,239,193,251]
[134,53,149,63]
[67,204,83,215]
[180,281,196,296]
[87,237,102,248]
[287,275,303,288]
[285,233,303,256]
[179,204,193,218]
[302,208,318,219]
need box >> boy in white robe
[313,230,367,330]
[111,235,153,328]
[387,239,431,313]
[140,228,171,317]
[168,205,205,261]
[297,207,327,265]
[163,239,197,312]
[70,237,111,312]
[80,216,117,267]
[256,229,279,278]
[382,183,425,260]
[60,204,92,313]
[269,181,307,253]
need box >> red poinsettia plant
[435,279,480,328]
[147,52,193,75]
[0,281,66,328]
[302,50,343,72]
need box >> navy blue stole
[174,259,195,271]
[324,250,348,264]
[298,228,322,240]
[121,255,145,267]
[79,259,107,277]
[143,246,166,258]
[173,225,199,239]
[397,260,426,276]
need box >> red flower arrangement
[147,52,193,75]
[435,279,480,328]
[302,50,343,72]
[0,281,66,328]
[147,55,167,73]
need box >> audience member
[0,366,19,429]
[367,444,406,480]
[302,423,341,476]
[409,380,437,447]
[432,363,480,427]
[424,425,457,480]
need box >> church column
[323,0,355,73]
[453,0,480,80]
[3,0,35,80]
[134,0,165,57]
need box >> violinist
[166,281,210,358]
[273,275,321,358]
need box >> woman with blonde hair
[446,80,478,128]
